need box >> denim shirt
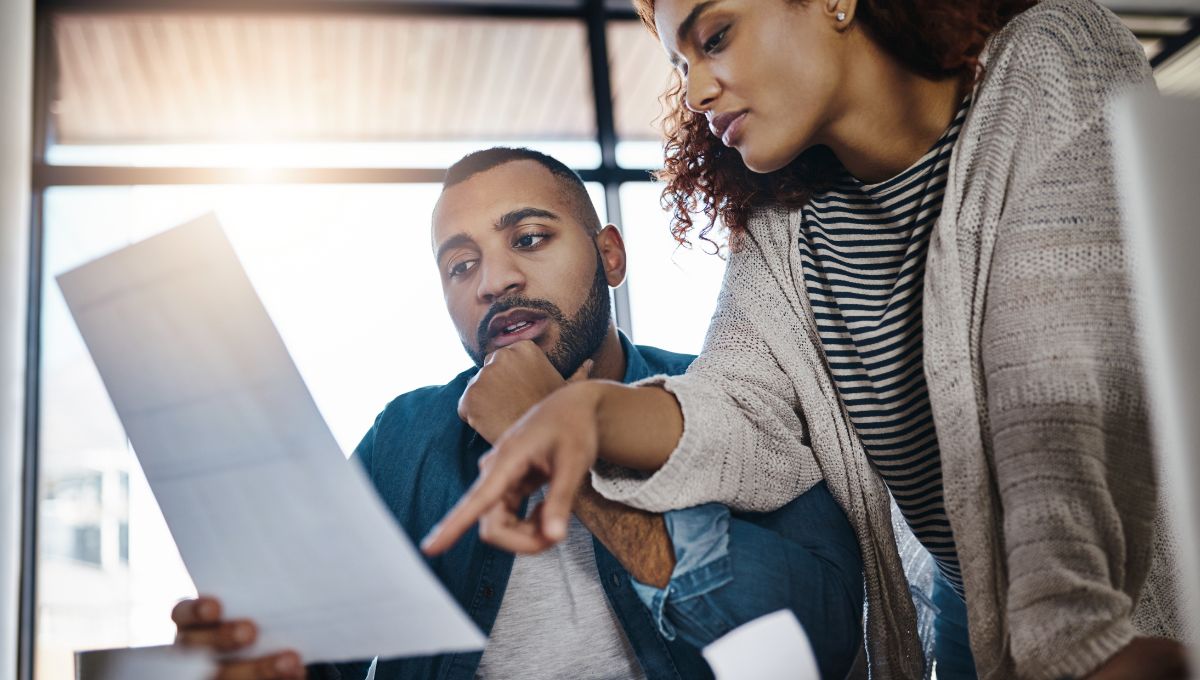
[312,334,712,680]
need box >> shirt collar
[618,330,651,385]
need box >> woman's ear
[829,0,859,29]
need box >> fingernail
[420,524,441,551]
[234,623,253,643]
[276,654,298,673]
[546,518,567,541]
[198,600,217,621]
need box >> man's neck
[588,325,626,382]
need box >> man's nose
[476,258,525,304]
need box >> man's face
[432,160,611,376]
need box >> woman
[423,0,1188,677]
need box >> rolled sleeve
[631,503,734,641]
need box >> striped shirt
[798,99,970,596]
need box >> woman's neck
[821,32,967,184]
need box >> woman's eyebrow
[675,0,720,45]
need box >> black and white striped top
[798,99,970,596]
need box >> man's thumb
[567,359,594,383]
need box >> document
[702,610,820,680]
[75,645,215,680]
[57,214,485,664]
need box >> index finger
[420,451,527,556]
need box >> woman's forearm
[588,381,684,472]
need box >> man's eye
[448,260,477,278]
[703,26,729,54]
[514,233,549,249]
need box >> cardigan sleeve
[981,7,1159,677]
[592,220,825,513]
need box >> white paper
[702,610,820,680]
[57,214,485,664]
[75,645,215,680]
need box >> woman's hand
[1085,637,1190,680]
[421,380,606,555]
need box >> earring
[836,11,847,21]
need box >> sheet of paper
[702,610,820,680]
[57,213,485,664]
[75,645,215,680]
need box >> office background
[0,1,1198,678]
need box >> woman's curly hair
[635,0,1036,249]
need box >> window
[27,6,723,680]
[619,183,725,355]
[35,179,610,677]
[607,20,675,169]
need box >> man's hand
[458,340,592,444]
[424,380,606,556]
[1085,637,1190,680]
[172,596,305,680]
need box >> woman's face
[654,0,848,173]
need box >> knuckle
[258,655,283,678]
[478,518,496,542]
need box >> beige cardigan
[593,1,1178,677]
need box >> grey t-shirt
[475,487,648,680]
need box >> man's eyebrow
[676,1,719,47]
[495,207,560,232]
[435,233,474,264]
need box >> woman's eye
[448,260,477,278]
[702,26,729,54]
[514,233,549,249]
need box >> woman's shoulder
[739,204,799,252]
[984,0,1150,89]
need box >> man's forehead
[432,161,576,239]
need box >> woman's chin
[737,139,811,174]
[740,150,791,175]
[729,141,796,173]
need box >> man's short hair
[443,147,602,235]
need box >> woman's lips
[721,111,748,146]
[489,316,550,351]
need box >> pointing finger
[421,449,530,555]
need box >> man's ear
[595,224,627,288]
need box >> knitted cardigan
[592,1,1177,677]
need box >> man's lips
[709,110,748,146]
[485,309,550,350]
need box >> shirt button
[482,585,495,599]
[610,573,621,587]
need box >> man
[172,148,864,679]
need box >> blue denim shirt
[310,334,712,680]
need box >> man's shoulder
[632,343,695,378]
[374,365,477,430]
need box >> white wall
[1,0,34,678]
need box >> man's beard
[465,251,611,377]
